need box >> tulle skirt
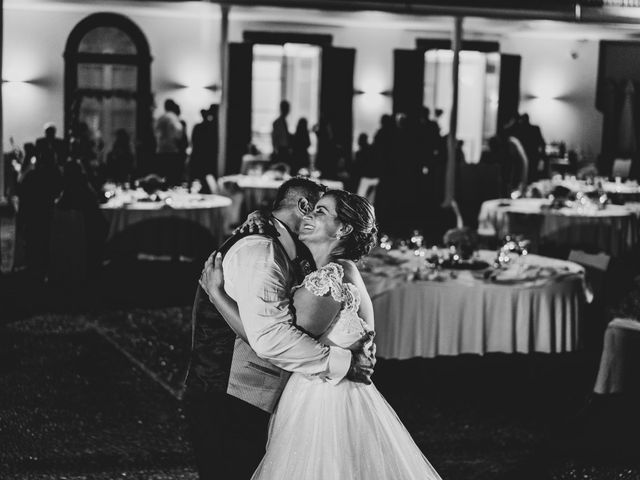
[251,373,442,480]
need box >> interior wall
[3,1,604,162]
[2,1,221,151]
[500,36,602,160]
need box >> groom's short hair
[272,177,327,210]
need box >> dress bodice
[293,262,371,349]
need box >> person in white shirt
[154,99,185,184]
[185,178,374,480]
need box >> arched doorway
[64,13,152,176]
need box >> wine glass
[410,230,425,256]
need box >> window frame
[64,13,152,159]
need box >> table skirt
[372,277,584,359]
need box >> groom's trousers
[183,389,270,480]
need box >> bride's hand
[199,252,225,295]
[233,210,278,237]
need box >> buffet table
[360,249,586,360]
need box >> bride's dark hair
[325,190,378,262]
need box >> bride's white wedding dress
[251,263,442,480]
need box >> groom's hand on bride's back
[346,331,376,385]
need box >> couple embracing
[184,178,442,479]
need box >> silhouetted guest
[155,98,186,185]
[354,133,376,176]
[456,140,466,165]
[416,108,443,224]
[334,144,352,186]
[375,113,423,237]
[291,118,311,173]
[35,123,67,169]
[69,121,105,191]
[4,140,28,199]
[500,113,519,140]
[271,100,292,167]
[56,160,108,278]
[514,113,547,181]
[313,116,338,178]
[106,129,135,184]
[419,107,441,158]
[16,154,62,283]
[70,122,97,164]
[479,137,504,165]
[349,133,375,192]
[372,114,395,175]
[190,105,219,183]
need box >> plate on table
[489,266,547,284]
[440,259,490,270]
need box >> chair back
[612,158,632,179]
[205,174,220,194]
[568,249,611,304]
[507,136,529,194]
[568,250,610,272]
[356,177,380,203]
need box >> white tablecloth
[361,249,585,359]
[101,193,232,256]
[531,178,640,202]
[478,198,639,256]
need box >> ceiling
[9,0,640,40]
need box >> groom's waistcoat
[184,225,313,413]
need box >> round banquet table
[478,198,639,257]
[530,178,640,204]
[220,174,344,214]
[360,249,586,360]
[594,318,640,395]
[101,192,232,257]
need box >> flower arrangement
[442,227,478,260]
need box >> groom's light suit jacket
[185,218,351,413]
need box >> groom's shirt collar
[271,216,297,261]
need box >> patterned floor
[2,252,640,479]
[2,309,640,480]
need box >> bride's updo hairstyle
[325,190,378,262]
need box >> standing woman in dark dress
[292,118,311,174]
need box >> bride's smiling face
[298,195,343,245]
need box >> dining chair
[205,174,220,194]
[568,249,612,352]
[611,158,632,179]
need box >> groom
[184,177,375,480]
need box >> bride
[207,190,442,480]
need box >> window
[424,50,500,163]
[251,43,321,155]
[65,13,151,170]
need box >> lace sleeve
[299,262,344,303]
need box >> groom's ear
[298,198,312,215]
